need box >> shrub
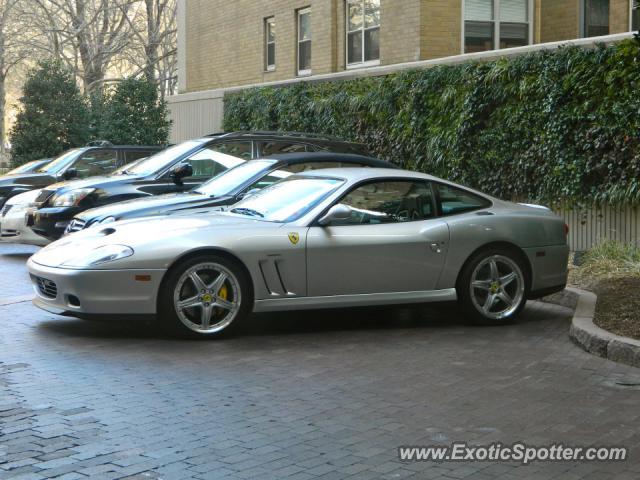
[224,40,640,206]
[578,240,640,280]
[96,77,171,146]
[10,60,91,165]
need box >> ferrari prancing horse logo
[288,232,300,245]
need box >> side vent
[258,258,296,296]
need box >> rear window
[435,183,491,216]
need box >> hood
[6,188,42,206]
[32,213,278,268]
[0,173,57,190]
[77,192,230,222]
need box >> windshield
[37,149,83,174]
[124,140,205,176]
[230,176,343,222]
[7,160,48,175]
[194,160,276,196]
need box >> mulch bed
[591,277,640,341]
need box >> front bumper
[32,207,84,241]
[0,208,50,246]
[27,258,166,316]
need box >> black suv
[30,132,369,240]
[0,144,162,208]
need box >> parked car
[28,132,369,241]
[0,189,49,246]
[65,152,395,235]
[28,168,569,338]
[2,159,52,176]
[0,144,162,209]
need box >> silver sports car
[28,168,569,337]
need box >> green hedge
[224,40,640,205]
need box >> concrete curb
[561,287,640,368]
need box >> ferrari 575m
[28,168,569,337]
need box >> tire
[158,254,253,338]
[456,247,529,325]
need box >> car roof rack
[205,131,345,143]
[86,140,114,147]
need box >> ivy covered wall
[224,40,640,206]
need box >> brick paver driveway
[1,244,639,480]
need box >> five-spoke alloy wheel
[160,254,252,338]
[458,248,528,323]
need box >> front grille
[32,275,58,299]
[1,204,11,217]
[65,218,87,234]
[35,189,54,205]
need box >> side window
[72,150,119,178]
[242,166,298,192]
[435,183,491,216]
[185,146,247,179]
[124,150,153,164]
[241,161,370,193]
[210,141,252,160]
[331,180,436,226]
[260,142,309,156]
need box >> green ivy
[224,40,640,206]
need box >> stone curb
[559,287,640,368]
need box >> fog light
[67,295,81,307]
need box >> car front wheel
[159,254,252,338]
[457,248,528,324]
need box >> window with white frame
[464,0,530,53]
[582,0,609,37]
[265,17,276,71]
[346,0,380,67]
[632,0,639,31]
[297,7,312,75]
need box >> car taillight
[564,223,569,237]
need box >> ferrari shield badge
[288,232,300,245]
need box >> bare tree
[18,0,138,93]
[119,0,177,98]
[0,0,29,156]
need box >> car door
[306,179,450,296]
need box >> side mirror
[238,188,261,200]
[63,168,78,180]
[171,163,193,185]
[318,204,352,226]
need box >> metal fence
[556,205,640,251]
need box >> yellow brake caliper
[215,284,229,318]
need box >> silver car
[28,168,569,337]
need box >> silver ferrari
[28,168,569,337]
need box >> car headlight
[51,188,95,207]
[100,216,117,224]
[61,244,134,268]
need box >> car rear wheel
[457,248,528,324]
[159,254,252,338]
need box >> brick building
[177,0,639,93]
